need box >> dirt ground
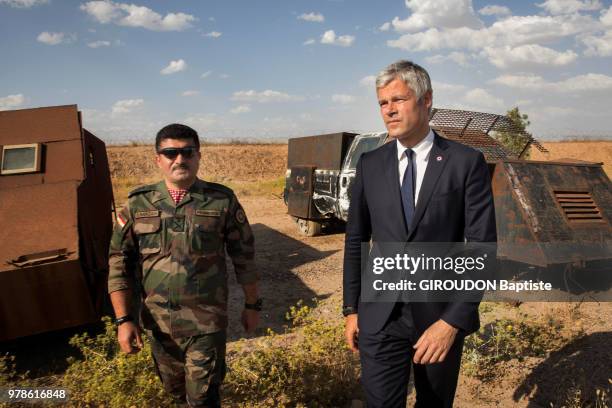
[531,141,612,177]
[232,196,612,408]
[106,140,611,407]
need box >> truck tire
[296,218,322,237]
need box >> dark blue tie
[401,149,415,230]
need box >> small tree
[494,107,532,158]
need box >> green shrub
[61,316,171,407]
[224,300,359,407]
[462,315,580,381]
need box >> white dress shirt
[397,129,434,207]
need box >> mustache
[172,163,190,170]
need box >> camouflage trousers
[149,330,227,408]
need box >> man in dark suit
[343,60,497,407]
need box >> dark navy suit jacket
[343,132,497,335]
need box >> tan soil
[531,141,612,177]
[107,141,612,407]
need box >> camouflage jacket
[108,179,257,338]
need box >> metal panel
[287,132,357,170]
[0,259,96,341]
[0,105,81,145]
[494,160,612,266]
[287,166,316,218]
[0,181,79,272]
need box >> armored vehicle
[284,108,612,274]
[0,105,114,341]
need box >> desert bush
[224,300,359,407]
[59,302,357,407]
[61,316,171,407]
[462,315,581,381]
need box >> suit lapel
[408,133,449,239]
[382,141,409,239]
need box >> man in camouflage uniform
[108,123,260,407]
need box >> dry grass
[107,144,287,204]
[531,141,612,177]
[107,141,612,204]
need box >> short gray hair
[375,60,432,102]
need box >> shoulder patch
[128,183,159,198]
[235,208,246,224]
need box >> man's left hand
[241,309,259,333]
[413,319,458,364]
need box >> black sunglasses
[157,147,198,160]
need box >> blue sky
[1,0,611,142]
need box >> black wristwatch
[245,298,263,311]
[114,315,134,326]
[342,306,357,317]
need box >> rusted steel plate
[0,259,96,341]
[288,132,356,170]
[0,181,79,272]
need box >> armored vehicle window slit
[0,143,42,175]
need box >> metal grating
[429,108,548,159]
[554,191,604,223]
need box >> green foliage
[61,316,171,407]
[494,106,532,158]
[224,300,359,407]
[462,315,580,381]
[0,354,19,387]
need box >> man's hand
[345,314,359,352]
[241,309,259,333]
[117,321,143,354]
[413,319,458,364]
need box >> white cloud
[320,30,355,47]
[331,94,355,104]
[483,44,577,69]
[389,0,483,33]
[201,70,212,79]
[537,0,602,15]
[230,105,251,114]
[160,59,187,75]
[0,94,25,110]
[80,1,196,31]
[433,81,467,92]
[87,40,111,48]
[303,38,315,45]
[379,22,391,31]
[478,5,511,16]
[463,88,505,111]
[183,113,218,130]
[425,51,471,67]
[219,73,230,79]
[111,98,144,114]
[204,31,221,38]
[387,14,597,52]
[0,0,47,7]
[181,90,199,97]
[492,73,612,91]
[600,5,612,26]
[37,31,74,45]
[298,12,324,23]
[582,30,612,56]
[360,75,376,87]
[231,90,304,103]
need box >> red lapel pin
[436,155,443,162]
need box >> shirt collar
[396,128,435,160]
